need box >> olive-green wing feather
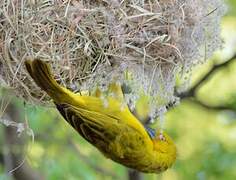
[55,103,152,158]
[56,103,121,144]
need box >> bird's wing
[73,95,152,139]
[55,102,152,155]
[56,103,114,143]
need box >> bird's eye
[159,133,166,141]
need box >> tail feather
[25,59,65,101]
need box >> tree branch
[179,54,236,99]
[128,169,143,180]
[2,101,44,180]
[184,97,236,111]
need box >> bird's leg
[144,126,156,139]
[69,83,81,94]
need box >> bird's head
[145,126,177,171]
[152,131,176,156]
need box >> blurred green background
[1,0,236,180]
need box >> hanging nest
[0,0,226,118]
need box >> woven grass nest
[0,0,226,119]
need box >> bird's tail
[25,59,68,102]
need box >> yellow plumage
[25,59,176,173]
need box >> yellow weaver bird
[25,59,176,173]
